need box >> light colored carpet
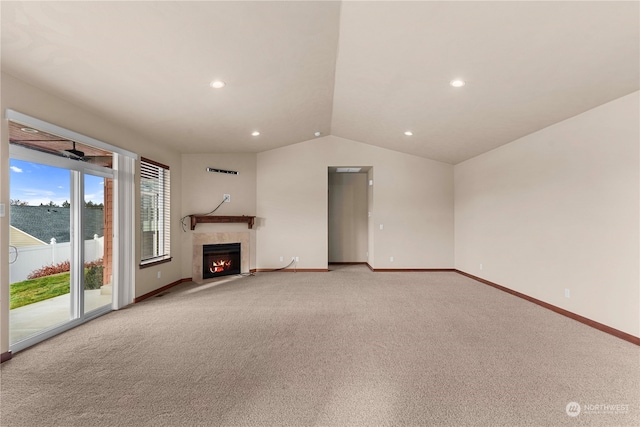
[1,265,638,427]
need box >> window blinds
[140,157,170,264]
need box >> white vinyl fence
[10,235,104,284]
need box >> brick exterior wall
[103,179,113,285]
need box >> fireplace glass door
[202,243,241,279]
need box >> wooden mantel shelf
[190,215,256,230]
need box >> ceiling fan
[60,141,87,161]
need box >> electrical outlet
[223,194,231,202]
[390,256,394,262]
[565,288,570,298]
[295,257,299,262]
[157,271,161,279]
[379,224,384,230]
[279,256,284,262]
[480,263,483,270]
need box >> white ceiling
[2,1,638,164]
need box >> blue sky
[10,159,104,206]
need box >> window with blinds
[140,157,171,266]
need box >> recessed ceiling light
[21,127,39,134]
[210,80,226,89]
[404,131,413,136]
[450,79,466,87]
[251,131,260,136]
[314,131,322,137]
[336,168,362,173]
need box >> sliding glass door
[6,110,137,354]
[9,140,115,349]
[8,160,75,343]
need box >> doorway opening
[328,167,372,269]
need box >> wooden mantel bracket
[190,215,256,230]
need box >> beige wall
[0,73,184,353]
[256,136,454,269]
[328,172,368,263]
[180,153,257,277]
[455,91,640,337]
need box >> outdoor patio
[9,290,112,344]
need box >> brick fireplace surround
[192,232,250,284]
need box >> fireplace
[192,232,249,284]
[202,243,241,279]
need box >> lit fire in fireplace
[210,259,232,273]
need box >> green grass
[10,273,70,310]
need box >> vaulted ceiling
[2,1,638,164]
